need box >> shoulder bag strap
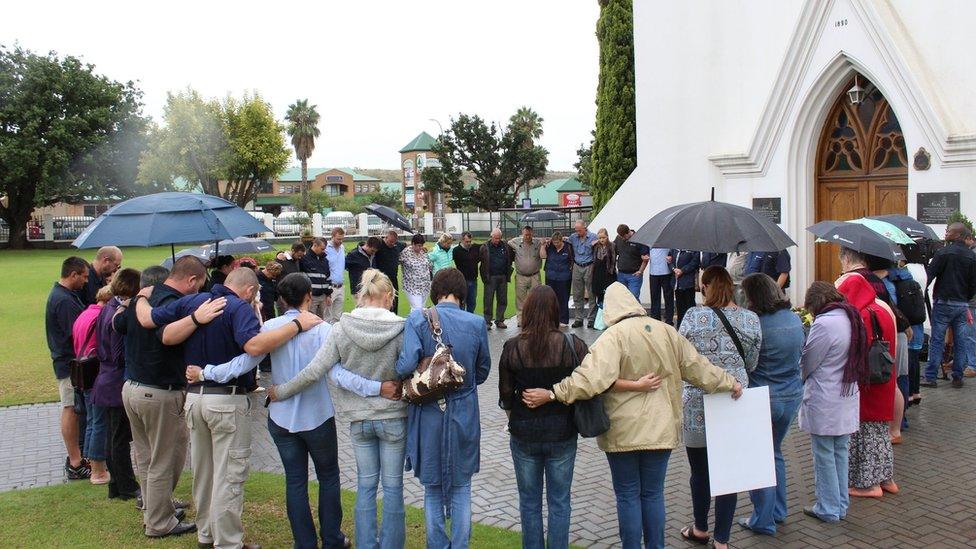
[426,306,446,347]
[562,332,579,366]
[868,308,884,341]
[711,307,746,364]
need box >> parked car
[323,211,356,233]
[274,212,310,236]
[53,217,94,240]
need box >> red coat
[836,273,897,422]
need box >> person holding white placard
[522,282,742,549]
[797,282,864,523]
[678,266,761,549]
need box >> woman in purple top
[798,282,865,523]
[92,268,143,500]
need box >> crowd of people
[42,219,976,549]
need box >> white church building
[591,0,976,300]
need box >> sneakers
[920,379,938,388]
[65,457,91,480]
[571,320,584,328]
[952,378,964,388]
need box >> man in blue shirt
[135,267,321,548]
[568,220,598,327]
[743,250,791,289]
[647,248,674,324]
[324,228,346,323]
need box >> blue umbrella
[72,192,270,260]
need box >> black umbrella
[806,220,905,262]
[521,209,567,223]
[201,236,274,256]
[161,247,213,269]
[631,200,795,253]
[364,204,413,233]
[868,214,940,241]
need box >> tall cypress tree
[590,0,636,212]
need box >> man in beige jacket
[524,282,741,549]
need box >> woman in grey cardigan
[271,269,407,549]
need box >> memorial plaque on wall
[917,192,960,224]
[752,197,782,224]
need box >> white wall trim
[709,0,976,177]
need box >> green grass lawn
[0,244,516,406]
[0,471,523,548]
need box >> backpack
[893,278,926,325]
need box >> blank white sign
[702,386,776,497]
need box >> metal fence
[451,206,593,238]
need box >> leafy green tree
[947,210,974,234]
[590,0,636,212]
[0,45,152,248]
[509,107,545,199]
[575,130,595,187]
[422,112,548,211]
[284,99,321,211]
[223,95,290,208]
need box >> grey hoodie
[275,307,408,422]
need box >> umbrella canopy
[160,247,213,269]
[631,200,795,253]
[806,220,905,262]
[868,214,940,241]
[521,209,567,223]
[202,236,274,256]
[72,192,270,249]
[364,204,413,233]
[848,218,915,244]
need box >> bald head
[93,246,123,277]
[946,222,970,242]
[225,267,260,302]
[490,228,502,244]
[574,220,587,237]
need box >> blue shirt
[544,243,573,282]
[648,248,672,276]
[324,241,346,286]
[151,284,261,389]
[744,251,791,286]
[748,308,804,398]
[568,231,597,264]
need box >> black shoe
[572,320,583,328]
[65,457,91,480]
[952,378,964,388]
[920,379,938,388]
[586,321,594,328]
[496,321,508,329]
[485,320,493,330]
[148,521,196,539]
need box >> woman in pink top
[71,286,112,484]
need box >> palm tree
[509,106,544,200]
[285,99,321,210]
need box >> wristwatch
[548,390,556,401]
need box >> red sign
[562,193,582,207]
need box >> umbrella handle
[171,243,176,265]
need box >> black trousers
[649,274,675,324]
[106,406,140,499]
[687,446,737,544]
[547,279,571,325]
[675,288,697,329]
[484,275,509,324]
[908,348,921,396]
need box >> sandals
[680,525,710,545]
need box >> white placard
[702,386,776,497]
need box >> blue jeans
[510,437,577,549]
[746,395,801,534]
[687,446,736,544]
[810,434,850,522]
[967,306,976,369]
[617,272,643,300]
[424,483,471,549]
[606,450,671,549]
[350,418,407,549]
[83,391,108,461]
[924,301,972,381]
[268,417,345,549]
[465,280,478,313]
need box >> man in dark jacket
[276,242,306,280]
[346,236,381,294]
[670,249,701,328]
[374,230,406,312]
[300,238,333,318]
[453,231,481,313]
[478,228,516,328]
[923,222,976,387]
[79,246,122,305]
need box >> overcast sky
[2,0,600,171]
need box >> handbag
[710,307,746,364]
[69,320,100,391]
[593,306,607,330]
[867,309,894,385]
[564,332,611,437]
[402,307,467,405]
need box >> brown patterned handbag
[402,307,466,404]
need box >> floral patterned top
[679,305,762,448]
[399,246,433,297]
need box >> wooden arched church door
[815,76,908,282]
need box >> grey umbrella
[631,199,795,253]
[521,209,567,223]
[201,237,275,256]
[364,204,413,233]
[806,220,905,262]
[868,214,940,241]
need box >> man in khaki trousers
[136,267,319,549]
[508,225,543,326]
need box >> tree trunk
[300,159,309,213]
[2,209,31,249]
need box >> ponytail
[357,268,394,305]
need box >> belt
[190,385,246,395]
[935,299,970,306]
[332,282,343,288]
[574,261,593,267]
[518,271,540,277]
[130,381,184,392]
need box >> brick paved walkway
[4,325,976,547]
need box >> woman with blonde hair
[271,269,408,549]
[429,232,456,274]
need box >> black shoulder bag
[564,332,611,438]
[710,307,746,364]
[866,309,894,385]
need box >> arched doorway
[815,75,908,282]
